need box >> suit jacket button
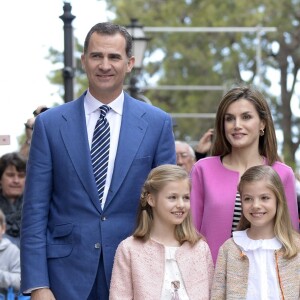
[101,216,107,221]
[94,243,101,249]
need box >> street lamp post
[59,2,76,102]
[126,19,150,100]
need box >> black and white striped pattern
[232,192,242,232]
[91,105,110,204]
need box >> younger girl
[211,165,300,299]
[110,164,214,300]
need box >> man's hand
[31,288,56,300]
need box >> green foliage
[104,0,300,167]
[47,0,300,167]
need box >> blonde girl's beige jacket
[211,235,300,300]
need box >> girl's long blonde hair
[238,165,299,259]
[133,164,202,245]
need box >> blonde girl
[110,164,214,300]
[211,165,300,299]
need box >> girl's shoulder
[178,240,213,262]
[117,235,145,250]
[219,237,242,254]
[182,238,212,254]
[194,238,210,250]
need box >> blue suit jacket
[20,92,176,299]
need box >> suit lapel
[104,96,148,208]
[60,96,101,212]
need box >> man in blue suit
[20,22,176,300]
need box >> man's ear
[81,54,86,72]
[126,56,135,73]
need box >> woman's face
[224,99,265,151]
[0,165,26,200]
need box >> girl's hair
[211,85,281,165]
[133,164,201,245]
[238,165,298,258]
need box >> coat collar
[104,93,148,209]
[59,95,102,212]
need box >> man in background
[175,140,196,173]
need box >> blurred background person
[295,172,300,223]
[0,208,20,298]
[175,140,196,173]
[19,117,35,159]
[175,129,214,173]
[32,105,49,117]
[195,128,214,160]
[0,152,26,247]
[19,105,49,159]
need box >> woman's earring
[260,129,265,136]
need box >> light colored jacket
[110,236,214,300]
[191,156,299,264]
[211,235,300,300]
[0,237,20,295]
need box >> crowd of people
[0,21,299,299]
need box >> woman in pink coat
[110,165,214,300]
[190,85,299,264]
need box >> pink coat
[109,236,214,300]
[190,156,299,264]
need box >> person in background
[0,208,20,298]
[191,85,299,264]
[19,105,49,159]
[194,128,214,160]
[175,140,196,173]
[0,152,26,248]
[20,22,175,300]
[32,105,49,117]
[19,118,35,159]
[295,172,300,223]
[110,164,214,300]
[211,165,300,299]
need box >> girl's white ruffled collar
[233,229,282,251]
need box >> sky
[0,0,110,156]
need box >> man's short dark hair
[83,22,133,58]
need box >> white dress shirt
[84,90,123,208]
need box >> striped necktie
[91,105,110,203]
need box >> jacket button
[94,243,101,249]
[101,216,107,221]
